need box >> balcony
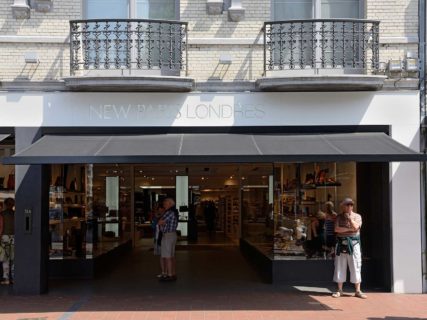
[64,19,193,92]
[256,19,386,91]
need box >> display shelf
[225,195,239,239]
[49,170,87,260]
[0,190,15,200]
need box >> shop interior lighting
[139,186,175,189]
[242,185,268,188]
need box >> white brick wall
[0,0,81,36]
[188,44,264,81]
[366,0,418,37]
[181,0,270,38]
[0,43,69,80]
[0,0,420,81]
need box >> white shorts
[333,242,362,284]
[161,232,177,258]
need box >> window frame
[270,0,365,20]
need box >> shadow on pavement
[0,246,341,314]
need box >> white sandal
[355,291,367,299]
[332,290,343,298]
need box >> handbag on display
[6,173,14,190]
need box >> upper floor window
[273,0,362,20]
[136,0,177,19]
[85,0,178,20]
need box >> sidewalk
[0,246,425,320]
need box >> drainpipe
[419,0,427,294]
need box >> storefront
[0,132,15,212]
[0,91,424,294]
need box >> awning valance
[3,133,424,164]
[0,134,10,143]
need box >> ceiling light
[242,185,268,188]
[139,186,176,189]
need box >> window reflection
[273,162,357,260]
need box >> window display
[0,146,15,207]
[273,162,357,260]
[49,164,132,260]
[47,161,357,262]
[240,164,274,255]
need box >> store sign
[89,102,266,121]
[0,91,420,128]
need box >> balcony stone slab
[63,76,194,92]
[256,75,387,92]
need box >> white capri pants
[333,242,362,284]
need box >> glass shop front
[48,161,373,270]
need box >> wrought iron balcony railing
[70,19,188,76]
[263,19,380,75]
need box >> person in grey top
[0,198,15,285]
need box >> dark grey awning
[3,133,425,164]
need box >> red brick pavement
[0,292,426,320]
[0,246,426,320]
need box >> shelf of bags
[315,182,341,187]
[300,201,316,205]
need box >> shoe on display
[1,280,10,285]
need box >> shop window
[49,164,132,260]
[0,145,15,211]
[240,164,274,255]
[272,162,357,260]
